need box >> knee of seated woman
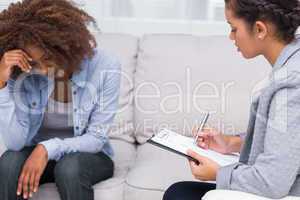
[54,154,81,180]
[163,182,189,200]
[0,151,29,180]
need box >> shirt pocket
[28,99,43,125]
[29,113,42,126]
[76,89,99,130]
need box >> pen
[194,112,210,144]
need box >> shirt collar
[38,60,88,90]
[38,75,53,90]
[70,63,88,88]
[273,36,300,71]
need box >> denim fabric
[0,146,114,200]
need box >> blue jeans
[163,182,216,200]
[0,146,114,200]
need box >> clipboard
[147,129,239,167]
[148,136,200,165]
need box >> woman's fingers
[29,171,36,198]
[10,50,32,61]
[6,58,27,73]
[3,50,32,72]
[17,171,25,196]
[193,126,221,150]
[17,169,29,199]
[198,139,209,149]
[197,131,209,141]
[15,53,32,70]
[22,172,30,199]
[7,54,32,72]
[187,150,208,165]
[17,168,34,199]
[34,172,42,193]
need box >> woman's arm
[225,135,243,153]
[0,50,33,150]
[195,127,243,154]
[217,87,300,199]
[0,81,30,150]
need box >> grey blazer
[217,36,300,199]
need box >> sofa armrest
[202,190,299,200]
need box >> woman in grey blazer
[163,0,300,199]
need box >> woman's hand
[187,150,220,181]
[0,50,32,87]
[192,126,230,154]
[17,144,48,199]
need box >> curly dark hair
[225,0,300,43]
[0,0,97,78]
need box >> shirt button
[32,102,37,107]
[73,91,77,95]
[75,126,79,130]
[74,108,78,112]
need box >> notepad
[148,129,239,166]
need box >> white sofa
[0,33,298,200]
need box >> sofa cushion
[125,142,198,200]
[202,190,299,200]
[134,34,270,143]
[96,33,139,143]
[30,139,136,200]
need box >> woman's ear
[254,21,268,40]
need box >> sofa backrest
[95,33,139,143]
[134,34,270,144]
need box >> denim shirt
[0,49,121,161]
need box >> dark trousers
[0,146,114,200]
[163,181,216,200]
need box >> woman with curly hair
[0,0,120,200]
[164,0,300,199]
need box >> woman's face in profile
[225,8,262,59]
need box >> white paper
[151,129,239,166]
